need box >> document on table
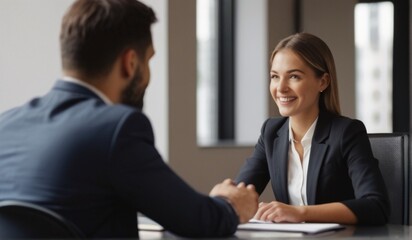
[238,219,345,234]
[138,215,164,231]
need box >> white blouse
[287,117,318,206]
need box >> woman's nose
[277,78,289,92]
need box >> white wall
[235,0,268,145]
[0,0,73,113]
[140,0,168,161]
[0,0,169,160]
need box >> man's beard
[121,67,145,110]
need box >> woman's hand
[254,201,357,224]
[254,201,306,223]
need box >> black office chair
[0,200,84,238]
[368,133,410,225]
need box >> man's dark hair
[60,0,157,78]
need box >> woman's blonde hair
[270,32,341,115]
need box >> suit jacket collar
[312,110,333,143]
[272,118,290,203]
[52,80,103,102]
[306,111,333,204]
[272,111,334,205]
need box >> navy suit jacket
[236,111,390,225]
[0,80,238,238]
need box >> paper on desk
[138,216,164,231]
[238,220,344,234]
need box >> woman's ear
[320,73,330,92]
[121,49,139,79]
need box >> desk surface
[139,219,412,239]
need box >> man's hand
[209,179,258,223]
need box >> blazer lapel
[306,111,332,205]
[271,119,290,203]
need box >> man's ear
[121,49,139,79]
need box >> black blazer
[0,80,238,238]
[236,111,390,225]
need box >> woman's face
[270,49,328,120]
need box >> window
[355,1,394,133]
[196,0,268,146]
[196,0,220,145]
[196,0,235,145]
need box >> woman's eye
[270,75,279,80]
[290,75,300,80]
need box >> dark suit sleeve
[108,112,239,237]
[339,120,390,225]
[235,119,271,194]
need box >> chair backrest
[368,133,409,225]
[0,200,84,238]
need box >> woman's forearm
[302,202,357,224]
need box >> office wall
[302,0,356,118]
[235,0,268,145]
[140,0,169,161]
[0,0,72,113]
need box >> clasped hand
[209,179,258,223]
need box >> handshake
[209,179,259,223]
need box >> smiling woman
[235,33,390,226]
[270,48,330,127]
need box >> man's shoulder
[97,103,139,118]
[87,103,150,128]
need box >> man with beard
[0,0,258,238]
